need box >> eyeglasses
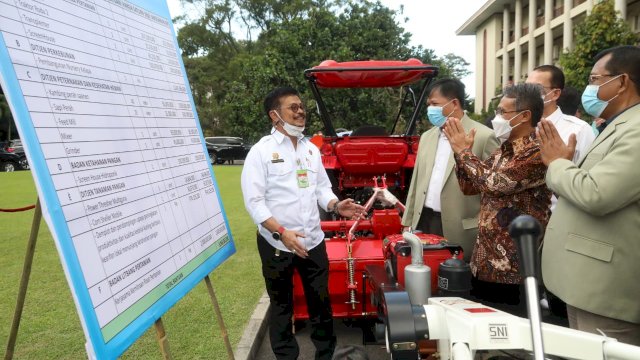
[278,103,305,113]
[588,74,619,85]
[495,108,525,116]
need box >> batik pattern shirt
[453,133,551,284]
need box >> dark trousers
[257,234,336,360]
[416,207,444,236]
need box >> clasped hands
[441,117,476,154]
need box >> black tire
[1,162,17,172]
[216,158,225,164]
[209,152,217,165]
[18,157,29,170]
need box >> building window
[573,0,586,6]
[553,5,564,18]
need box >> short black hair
[428,78,466,108]
[594,45,640,95]
[532,64,565,89]
[264,86,299,119]
[557,86,581,116]
[503,83,544,127]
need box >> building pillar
[543,0,553,64]
[563,0,573,51]
[514,0,522,83]
[503,5,510,88]
[587,0,594,15]
[615,0,627,19]
[528,0,537,73]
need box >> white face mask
[274,111,305,139]
[541,91,554,105]
[491,111,525,144]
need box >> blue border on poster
[0,1,235,359]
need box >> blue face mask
[427,99,454,127]
[581,75,621,118]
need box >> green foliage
[559,0,639,90]
[177,0,471,141]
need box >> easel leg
[204,275,235,360]
[4,199,42,360]
[154,318,172,360]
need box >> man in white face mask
[442,83,552,316]
[526,65,595,167]
[241,87,365,360]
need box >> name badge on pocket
[296,169,309,188]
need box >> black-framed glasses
[588,74,620,85]
[279,103,305,113]
[495,108,525,116]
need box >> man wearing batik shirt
[442,83,552,315]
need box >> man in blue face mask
[402,79,498,261]
[538,45,640,346]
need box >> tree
[176,0,472,141]
[559,0,638,91]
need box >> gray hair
[503,83,544,126]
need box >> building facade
[457,0,640,113]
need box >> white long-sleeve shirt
[546,106,596,210]
[240,130,337,252]
[424,130,452,212]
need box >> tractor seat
[350,125,388,137]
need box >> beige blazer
[402,114,499,261]
[542,104,640,324]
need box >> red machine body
[293,60,446,321]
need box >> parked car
[204,136,251,164]
[0,150,22,172]
[0,139,28,170]
[2,139,23,154]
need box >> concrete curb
[235,291,270,360]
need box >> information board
[0,0,236,358]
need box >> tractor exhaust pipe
[403,232,431,305]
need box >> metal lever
[509,215,545,360]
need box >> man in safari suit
[403,79,499,261]
[538,46,640,346]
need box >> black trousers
[416,207,444,236]
[257,234,336,360]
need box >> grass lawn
[0,166,263,359]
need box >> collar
[546,107,563,125]
[597,102,640,135]
[271,127,287,144]
[271,127,307,145]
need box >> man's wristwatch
[272,226,285,241]
[332,201,340,216]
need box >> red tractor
[292,59,466,322]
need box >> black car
[0,150,22,172]
[0,139,29,170]
[204,137,251,164]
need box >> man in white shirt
[241,87,364,360]
[527,65,596,212]
[527,65,596,166]
[402,79,498,261]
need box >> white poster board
[0,0,235,358]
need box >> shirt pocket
[267,162,293,177]
[565,233,613,263]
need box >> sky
[166,0,483,97]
